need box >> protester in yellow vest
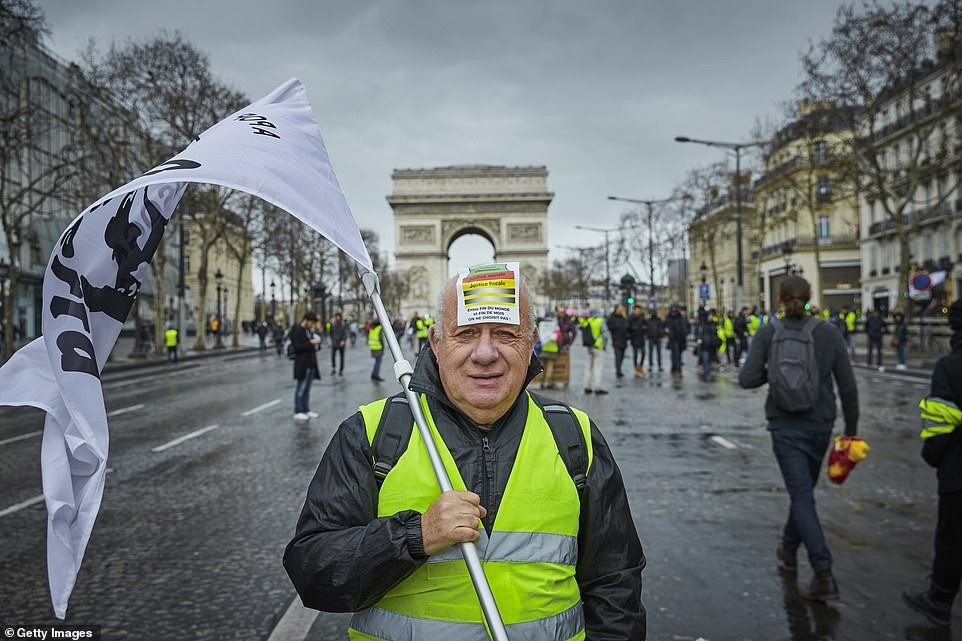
[368,319,384,382]
[284,267,646,640]
[164,326,178,364]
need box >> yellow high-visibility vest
[350,393,592,641]
[368,325,383,351]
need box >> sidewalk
[102,333,263,374]
[848,339,941,380]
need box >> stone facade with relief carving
[389,165,552,317]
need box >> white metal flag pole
[360,269,510,641]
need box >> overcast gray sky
[37,0,846,276]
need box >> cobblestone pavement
[0,340,959,640]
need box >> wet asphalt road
[0,341,959,641]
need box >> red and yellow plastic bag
[827,436,870,484]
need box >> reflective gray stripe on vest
[350,601,584,641]
[486,530,578,566]
[425,530,577,566]
[350,607,489,641]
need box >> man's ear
[428,327,439,356]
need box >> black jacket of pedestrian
[665,312,689,350]
[629,313,647,348]
[922,332,962,494]
[738,319,859,435]
[283,352,647,638]
[865,315,887,340]
[607,312,630,349]
[291,324,320,380]
[329,320,348,346]
[646,315,664,340]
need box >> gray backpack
[767,317,820,412]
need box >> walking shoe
[371,375,385,382]
[594,389,609,395]
[307,411,320,418]
[584,388,593,394]
[800,570,839,602]
[293,413,310,421]
[330,369,336,375]
[895,364,907,370]
[776,544,797,574]
[903,585,954,626]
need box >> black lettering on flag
[142,159,201,176]
[51,256,83,299]
[60,215,83,259]
[57,331,99,378]
[50,296,90,333]
[235,113,281,139]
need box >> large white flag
[0,78,372,618]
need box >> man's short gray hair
[432,276,536,340]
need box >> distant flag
[0,78,372,618]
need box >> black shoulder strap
[529,392,588,497]
[370,392,589,497]
[371,395,414,488]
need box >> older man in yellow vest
[284,264,646,640]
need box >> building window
[817,176,832,203]
[817,216,831,241]
[814,140,829,164]
[871,244,879,274]
[924,232,933,262]
[940,227,949,258]
[185,255,191,274]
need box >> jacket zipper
[481,435,491,533]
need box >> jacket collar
[407,344,545,424]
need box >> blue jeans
[648,339,662,369]
[771,427,833,572]
[294,368,315,413]
[699,348,713,380]
[896,340,907,366]
[371,351,383,379]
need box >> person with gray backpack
[738,275,860,602]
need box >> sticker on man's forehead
[456,262,521,326]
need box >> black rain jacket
[738,318,859,435]
[922,332,962,494]
[283,350,647,640]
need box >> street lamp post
[607,194,688,304]
[269,280,277,324]
[674,135,770,310]
[0,258,7,360]
[574,225,618,313]
[214,268,224,349]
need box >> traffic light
[625,288,635,307]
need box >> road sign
[648,297,657,310]
[699,283,710,300]
[911,272,931,291]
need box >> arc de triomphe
[389,165,552,318]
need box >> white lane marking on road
[241,399,282,416]
[0,494,44,518]
[107,403,146,417]
[710,435,738,450]
[267,596,319,641]
[0,430,42,446]
[151,425,220,453]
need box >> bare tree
[0,0,86,362]
[799,0,962,311]
[81,31,248,351]
[678,162,733,308]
